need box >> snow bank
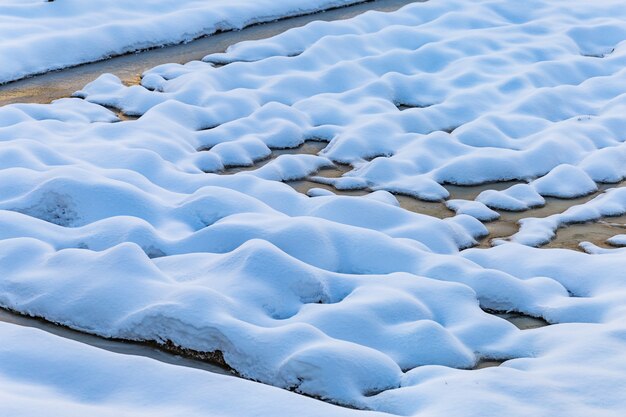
[0,0,366,84]
[0,92,613,411]
[0,321,386,417]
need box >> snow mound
[607,234,626,247]
[0,238,522,406]
[477,165,597,212]
[476,184,545,212]
[0,321,386,417]
[531,164,598,198]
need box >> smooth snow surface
[0,0,367,84]
[0,321,386,417]
[3,0,626,416]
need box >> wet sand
[480,183,626,249]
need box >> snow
[531,164,598,198]
[78,0,626,203]
[506,187,626,246]
[0,0,367,84]
[0,321,387,417]
[607,234,626,247]
[3,0,626,416]
[477,184,546,212]
[446,199,500,221]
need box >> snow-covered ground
[0,0,366,84]
[3,0,626,416]
[0,321,388,417]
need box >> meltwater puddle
[487,311,550,331]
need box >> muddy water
[0,0,420,107]
[545,213,626,250]
[0,308,231,375]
